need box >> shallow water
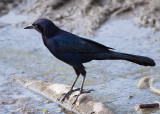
[0,15,160,113]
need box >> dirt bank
[17,0,160,35]
[1,0,160,35]
[137,0,160,32]
[0,0,21,16]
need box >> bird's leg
[72,76,94,105]
[72,75,85,105]
[61,75,79,102]
[72,75,93,105]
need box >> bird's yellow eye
[34,25,38,28]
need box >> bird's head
[24,18,59,38]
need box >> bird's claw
[72,89,94,105]
[61,88,80,102]
[73,89,94,97]
[82,89,94,93]
[62,89,94,104]
[61,92,71,102]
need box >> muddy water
[0,18,160,113]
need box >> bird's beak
[24,25,34,29]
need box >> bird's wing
[54,37,114,54]
[80,38,114,50]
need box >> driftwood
[135,77,160,111]
[139,103,159,109]
[138,76,160,95]
[16,77,114,114]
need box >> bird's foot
[81,89,94,94]
[72,89,94,105]
[61,88,80,102]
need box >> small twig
[139,103,159,109]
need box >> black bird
[24,18,155,104]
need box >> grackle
[24,18,155,104]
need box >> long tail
[94,51,156,66]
